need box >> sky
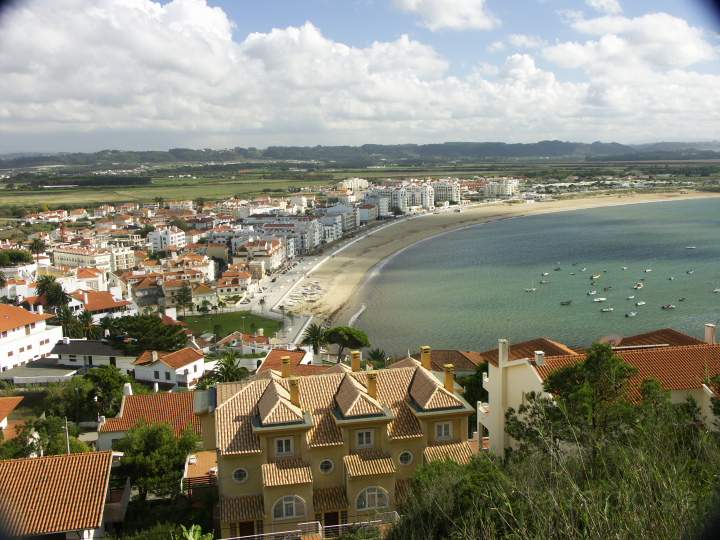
[0,0,719,153]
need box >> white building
[484,178,520,198]
[431,179,461,204]
[407,183,435,210]
[132,348,205,389]
[110,246,135,272]
[52,247,112,273]
[52,337,137,374]
[0,305,63,372]
[148,226,187,252]
[366,186,408,214]
[319,215,343,243]
[336,177,369,192]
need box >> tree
[42,376,95,422]
[0,271,6,289]
[138,224,155,238]
[77,310,99,339]
[176,284,193,316]
[301,322,327,355]
[169,218,190,232]
[324,326,370,362]
[36,275,70,309]
[3,416,90,458]
[366,347,388,369]
[54,305,83,338]
[117,422,199,501]
[0,249,33,266]
[102,315,187,355]
[172,524,213,540]
[198,351,249,389]
[29,238,46,263]
[85,365,131,417]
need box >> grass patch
[180,311,282,338]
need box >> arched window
[272,495,306,521]
[356,486,389,511]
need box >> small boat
[714,289,720,294]
[662,304,676,310]
[542,272,549,276]
[686,246,697,249]
[687,270,695,275]
[593,297,607,302]
[627,295,635,300]
[636,301,646,306]
[621,266,628,270]
[581,267,587,272]
[633,282,644,290]
[668,276,675,281]
[644,268,652,273]
[601,307,614,313]
[539,280,550,284]
[679,297,687,302]
[626,311,637,318]
[525,280,536,292]
[603,286,612,291]
[587,290,597,296]
[591,273,601,280]
[569,272,576,276]
[554,267,561,272]
[560,300,572,306]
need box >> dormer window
[276,437,293,457]
[435,422,452,441]
[357,430,374,449]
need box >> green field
[181,311,282,338]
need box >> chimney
[705,323,716,345]
[366,370,378,399]
[498,339,509,367]
[83,292,89,304]
[289,377,300,407]
[534,351,545,366]
[281,355,291,378]
[153,382,159,392]
[420,346,432,370]
[151,350,159,362]
[351,350,361,372]
[443,363,455,392]
[257,328,264,337]
[37,305,43,314]
[122,382,133,396]
[62,336,70,345]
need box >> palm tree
[78,310,97,339]
[367,347,388,369]
[36,275,70,308]
[213,351,249,383]
[55,305,82,338]
[301,323,327,355]
[29,238,46,264]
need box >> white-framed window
[232,468,248,483]
[435,422,452,441]
[272,495,305,521]
[356,486,389,511]
[319,459,334,474]
[399,451,413,465]
[356,430,373,449]
[275,437,293,457]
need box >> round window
[399,451,413,465]
[319,459,334,474]
[233,468,248,483]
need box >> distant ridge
[2,140,719,168]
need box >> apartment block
[0,305,63,372]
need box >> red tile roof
[0,451,113,537]
[0,305,52,333]
[70,290,131,313]
[99,392,200,436]
[535,344,720,401]
[0,396,23,421]
[134,347,203,369]
[482,338,577,366]
[608,328,704,348]
[410,349,484,371]
[258,349,329,375]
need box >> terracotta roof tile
[343,449,396,477]
[70,290,130,313]
[423,441,474,465]
[410,350,484,372]
[257,381,304,426]
[99,392,200,436]
[0,452,113,537]
[536,344,720,401]
[612,328,704,348]
[313,486,348,513]
[482,338,577,367]
[0,396,23,421]
[261,458,313,487]
[134,347,203,369]
[257,349,307,373]
[335,374,385,418]
[0,305,52,333]
[409,368,465,410]
[217,495,264,522]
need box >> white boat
[541,272,549,276]
[662,304,676,310]
[627,295,635,300]
[626,311,637,318]
[686,246,697,249]
[591,273,601,280]
[581,267,587,272]
[525,281,536,292]
[634,282,644,290]
[668,276,675,281]
[714,289,720,294]
[687,270,695,275]
[644,268,652,273]
[587,290,597,296]
[636,301,646,306]
[621,266,628,270]
[593,297,607,302]
[601,307,614,312]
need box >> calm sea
[353,198,720,355]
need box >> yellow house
[194,348,475,538]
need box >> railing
[221,521,321,540]
[323,512,399,539]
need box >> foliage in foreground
[389,344,720,540]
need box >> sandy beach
[290,191,720,324]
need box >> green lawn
[180,311,282,338]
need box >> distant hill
[2,140,719,169]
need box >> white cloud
[393,0,499,31]
[585,0,623,15]
[508,34,547,49]
[0,0,718,151]
[488,40,506,52]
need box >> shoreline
[287,191,720,325]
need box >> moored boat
[636,301,646,306]
[626,311,637,318]
[601,307,614,312]
[560,300,572,306]
[593,297,607,302]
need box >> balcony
[103,477,130,524]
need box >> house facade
[133,348,205,388]
[51,338,137,374]
[0,305,63,372]
[195,351,475,538]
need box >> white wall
[0,321,63,372]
